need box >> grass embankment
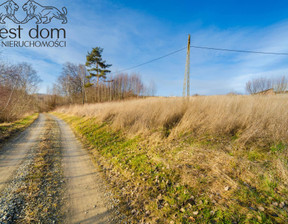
[54,96,288,223]
[0,113,38,147]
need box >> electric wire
[190,45,288,56]
[113,47,187,74]
[112,44,288,74]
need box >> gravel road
[52,115,117,224]
[0,114,45,193]
[0,114,119,224]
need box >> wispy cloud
[2,0,288,95]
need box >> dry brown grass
[54,96,288,222]
[55,95,288,144]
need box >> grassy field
[55,95,288,223]
[0,114,38,147]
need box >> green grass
[53,113,288,223]
[0,113,38,147]
[270,142,286,153]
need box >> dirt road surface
[0,114,45,193]
[0,114,118,224]
[52,115,115,224]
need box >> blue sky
[2,0,288,95]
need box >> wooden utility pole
[183,34,191,97]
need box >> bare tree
[246,76,288,94]
[273,76,288,93]
[0,62,41,122]
[56,68,156,104]
[58,63,89,104]
[17,63,41,94]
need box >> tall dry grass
[55,95,288,144]
[55,96,288,222]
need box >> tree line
[246,76,288,94]
[51,64,155,105]
[0,62,41,122]
[0,47,156,122]
[48,47,156,107]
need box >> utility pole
[183,34,191,97]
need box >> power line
[112,44,288,74]
[190,45,288,56]
[112,47,187,74]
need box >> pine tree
[85,47,111,101]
